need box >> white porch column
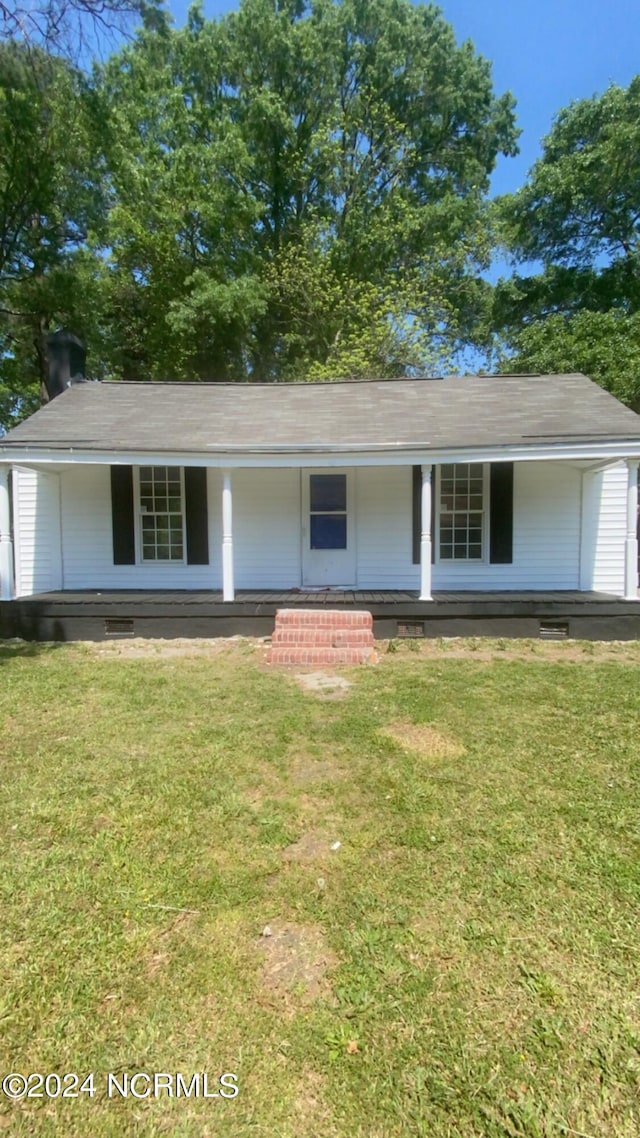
[0,465,14,601]
[625,459,639,600]
[222,469,235,602]
[419,463,433,601]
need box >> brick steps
[269,646,376,665]
[274,609,372,628]
[271,628,373,647]
[267,608,376,666]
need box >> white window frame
[435,462,489,564]
[134,465,187,566]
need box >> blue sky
[167,0,640,197]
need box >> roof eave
[2,437,640,467]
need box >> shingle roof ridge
[98,372,566,388]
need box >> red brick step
[271,627,374,647]
[274,608,372,628]
[267,608,376,666]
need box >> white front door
[301,470,356,587]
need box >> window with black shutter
[413,462,514,565]
[110,465,209,566]
[489,462,514,564]
[110,466,135,565]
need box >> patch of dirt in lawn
[243,769,289,808]
[294,671,353,698]
[287,746,348,787]
[244,774,327,823]
[147,950,170,979]
[381,720,466,760]
[380,638,640,664]
[290,756,344,787]
[258,919,338,1004]
[91,813,112,834]
[82,636,269,660]
[282,829,341,863]
[47,634,640,666]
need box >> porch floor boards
[11,588,623,607]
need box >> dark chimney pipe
[45,330,87,400]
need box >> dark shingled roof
[2,374,640,453]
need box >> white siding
[432,461,582,590]
[580,462,627,595]
[12,458,627,596]
[60,466,302,591]
[355,462,583,591]
[232,469,301,588]
[355,466,418,588]
[13,467,62,596]
[60,465,217,589]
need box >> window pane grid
[439,464,484,560]
[139,467,184,562]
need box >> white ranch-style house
[0,332,639,642]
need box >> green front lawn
[1,638,639,1137]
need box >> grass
[1,637,640,1136]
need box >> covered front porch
[2,587,639,642]
[1,456,639,600]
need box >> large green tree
[493,77,640,408]
[96,0,518,382]
[0,0,519,427]
[0,43,106,426]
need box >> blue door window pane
[310,474,346,512]
[310,515,347,549]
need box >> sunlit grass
[1,639,639,1136]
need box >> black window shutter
[184,467,209,565]
[489,463,514,564]
[412,465,435,565]
[412,466,421,564]
[110,466,135,565]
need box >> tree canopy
[97,0,517,383]
[0,43,106,425]
[493,78,640,408]
[0,0,519,425]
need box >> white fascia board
[574,458,627,474]
[1,439,640,468]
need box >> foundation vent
[397,621,425,638]
[538,620,569,640]
[104,617,135,636]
